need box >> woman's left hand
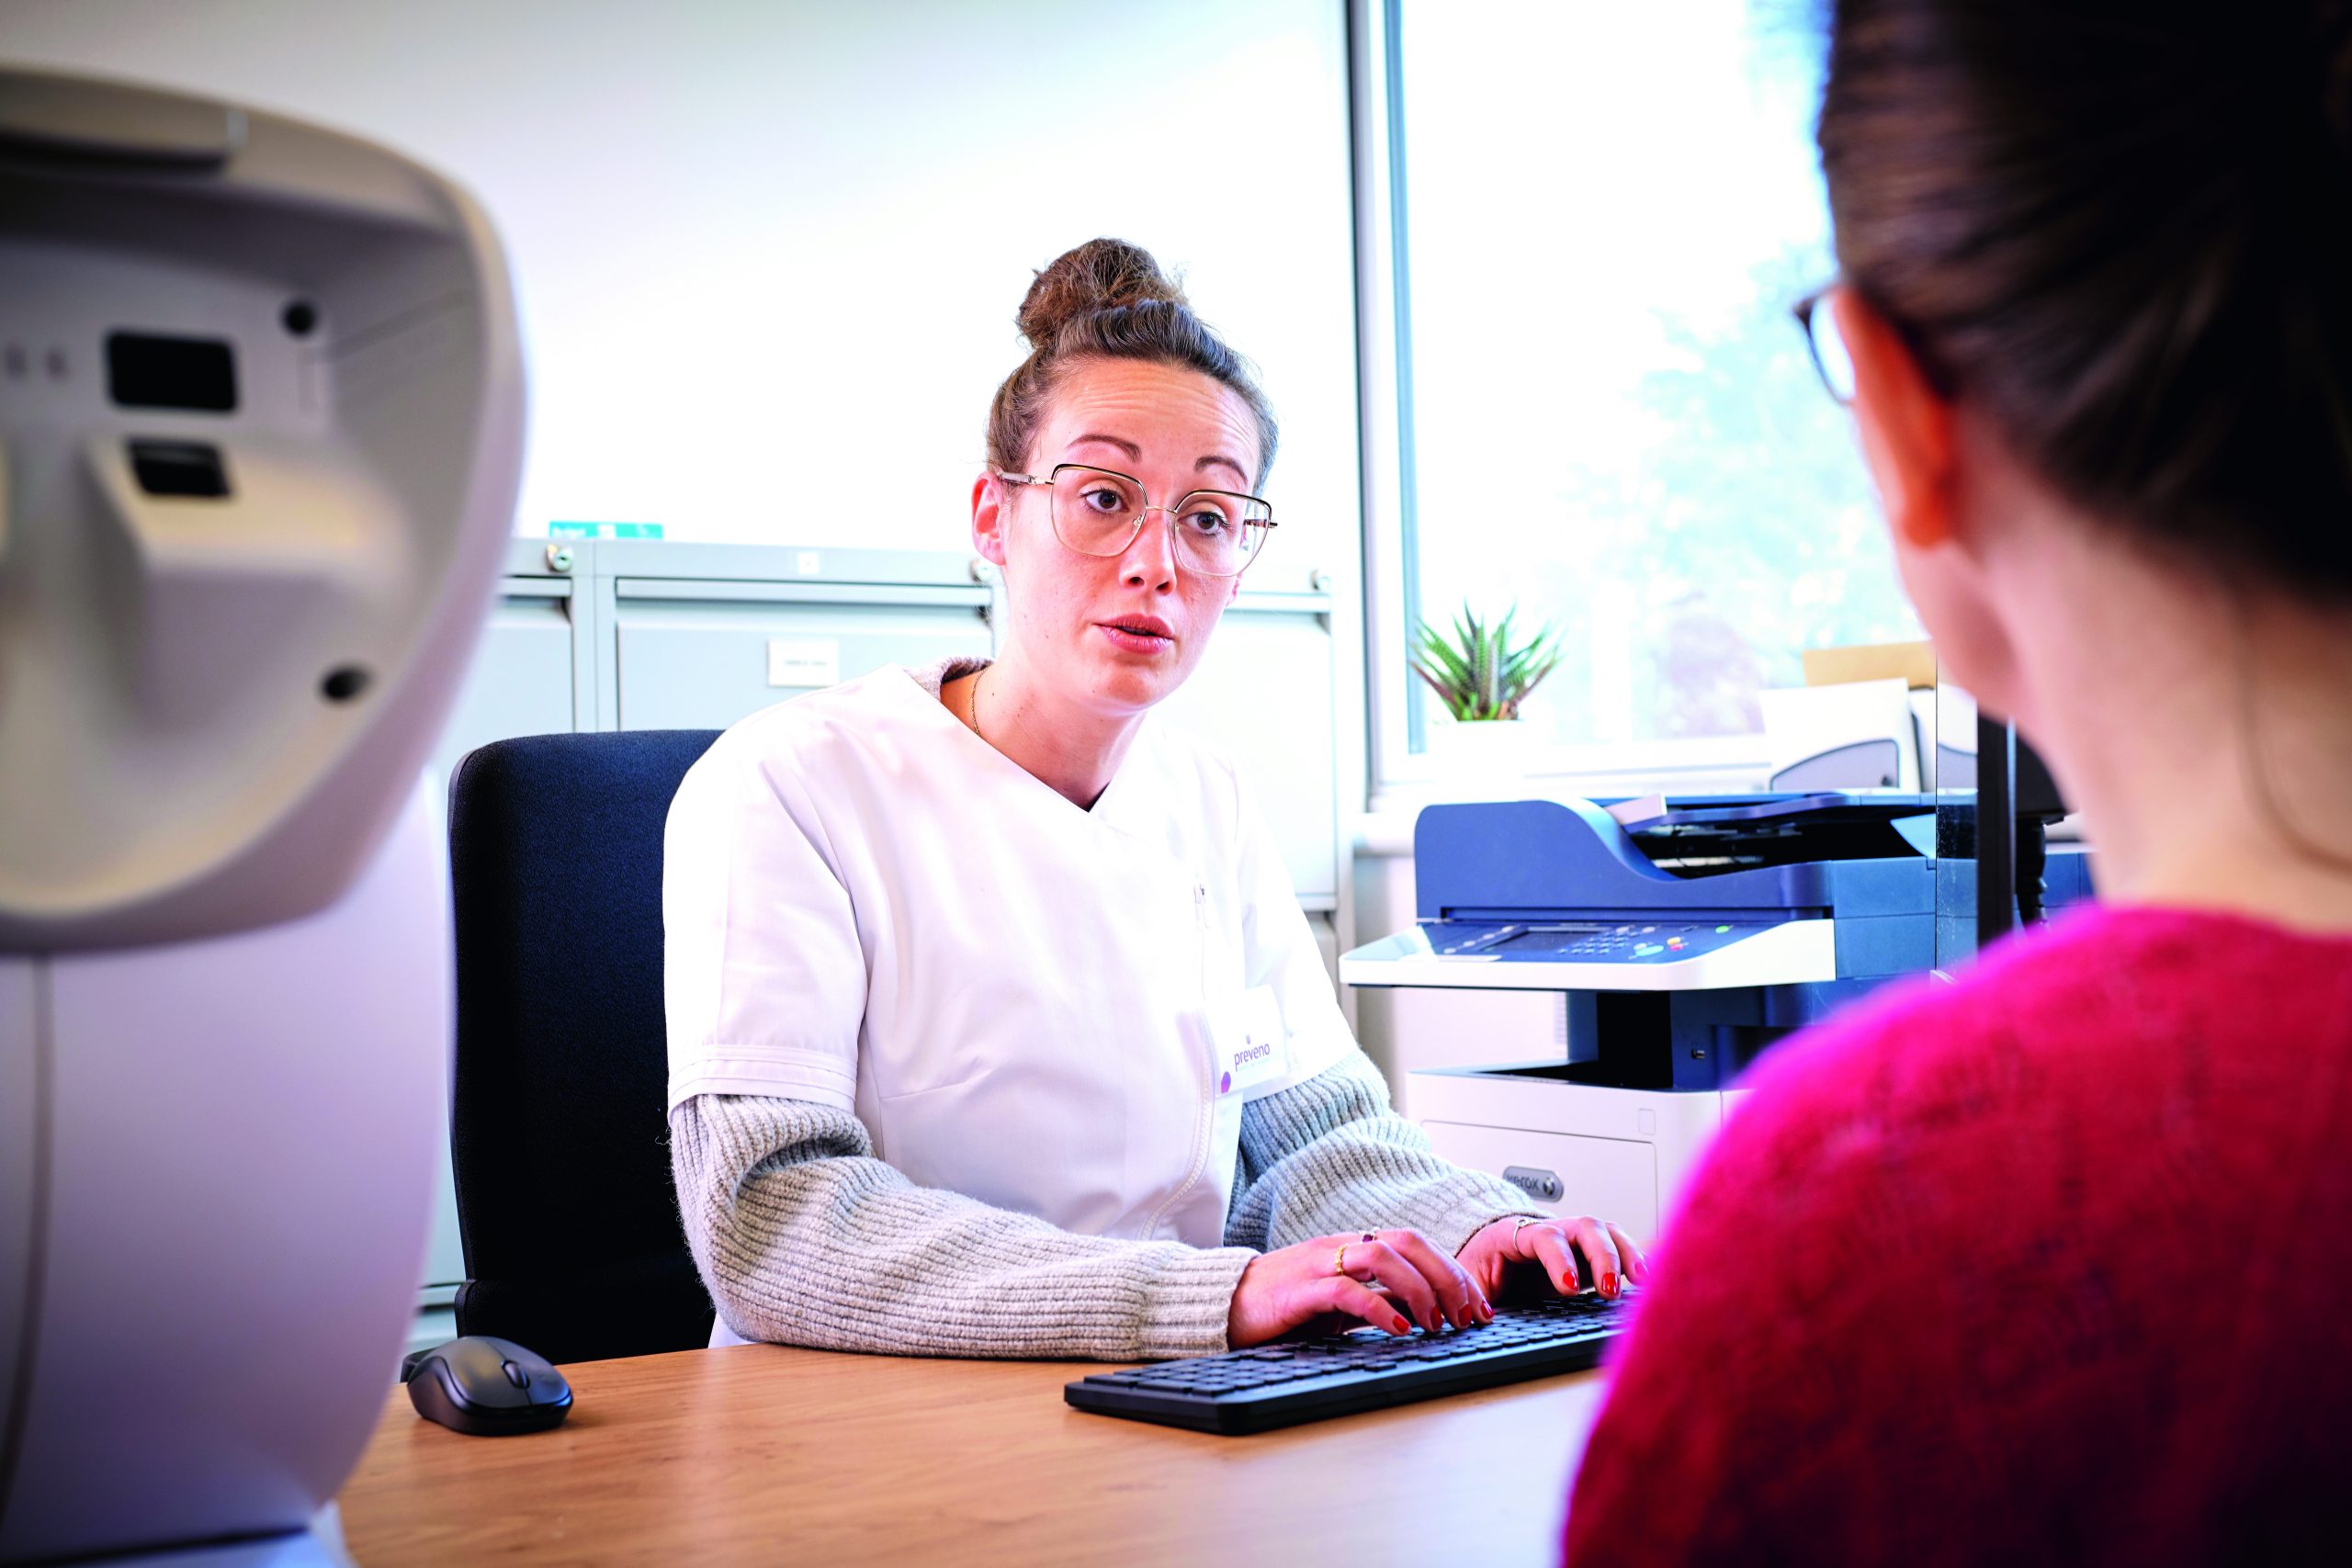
[1455,1213,1649,1303]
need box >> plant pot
[1424,716,1532,782]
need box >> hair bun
[1015,238,1189,348]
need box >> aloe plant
[1411,604,1563,722]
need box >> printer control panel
[1430,920,1767,964]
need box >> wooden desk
[339,1344,1605,1565]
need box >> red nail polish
[1392,1314,1411,1335]
[1602,1272,1620,1298]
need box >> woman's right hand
[1226,1227,1495,1348]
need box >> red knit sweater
[1564,905,2352,1565]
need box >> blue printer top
[1414,792,1940,926]
[1347,792,2091,1085]
[1348,792,2092,997]
[1337,792,2020,995]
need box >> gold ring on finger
[1334,1243,1351,1277]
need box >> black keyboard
[1064,1292,1634,1435]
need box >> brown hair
[1819,0,2352,599]
[985,238,1279,490]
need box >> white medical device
[0,68,521,1564]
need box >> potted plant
[1412,604,1563,772]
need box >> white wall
[1,0,1364,587]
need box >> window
[1361,0,1921,795]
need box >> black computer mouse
[402,1335,573,1436]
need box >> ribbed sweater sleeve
[669,1093,1256,1360]
[673,1051,1536,1362]
[1227,1047,1538,1255]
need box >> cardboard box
[1802,640,1937,691]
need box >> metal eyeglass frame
[1794,282,1959,406]
[997,462,1277,578]
[1792,286,1856,407]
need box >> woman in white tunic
[665,239,1648,1359]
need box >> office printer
[1340,794,2093,1245]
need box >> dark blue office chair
[446,729,723,1363]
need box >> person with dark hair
[665,239,1647,1361]
[1566,2,2352,1562]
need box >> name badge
[1215,986,1290,1097]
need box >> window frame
[1347,0,1777,816]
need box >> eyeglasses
[1794,284,1960,405]
[997,463,1275,578]
[1792,285,1857,405]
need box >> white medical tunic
[663,663,1353,1258]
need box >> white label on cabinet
[766,638,840,689]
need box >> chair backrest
[447,728,722,1363]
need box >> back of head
[1819,0,2352,602]
[987,237,1279,488]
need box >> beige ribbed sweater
[667,660,1536,1361]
